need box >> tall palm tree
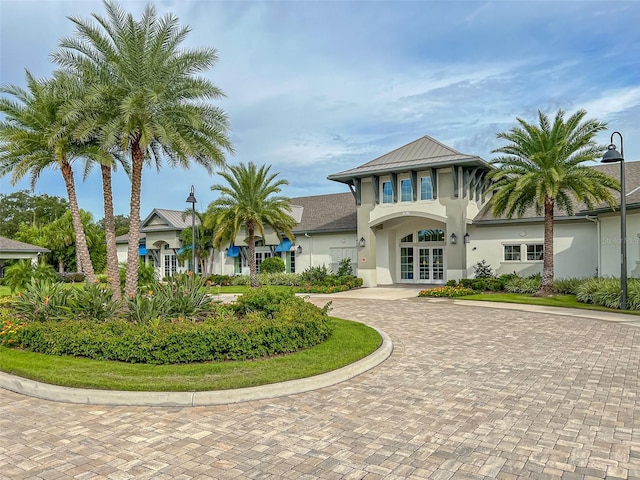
[206,162,297,288]
[52,0,233,297]
[0,71,98,282]
[488,109,619,295]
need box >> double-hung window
[400,179,412,202]
[527,244,544,261]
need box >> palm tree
[52,0,233,298]
[206,162,297,288]
[488,109,619,295]
[0,71,98,282]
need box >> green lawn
[0,318,381,391]
[458,292,640,315]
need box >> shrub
[14,299,333,364]
[504,275,542,294]
[119,260,157,289]
[58,272,86,283]
[626,279,640,310]
[337,258,353,277]
[12,279,72,321]
[259,272,302,286]
[231,275,251,286]
[67,281,123,322]
[301,265,330,283]
[205,274,233,286]
[473,260,494,278]
[590,278,623,309]
[445,279,457,287]
[3,260,58,293]
[553,277,586,295]
[418,285,475,297]
[234,287,298,318]
[260,256,286,274]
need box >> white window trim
[501,242,544,263]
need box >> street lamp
[601,132,626,310]
[186,185,197,273]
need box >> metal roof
[141,208,201,232]
[328,135,490,182]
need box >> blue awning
[274,238,292,253]
[138,247,148,255]
[227,245,240,257]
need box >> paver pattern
[2,296,640,479]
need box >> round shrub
[259,256,286,274]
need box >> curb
[0,328,392,407]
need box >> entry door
[401,247,444,283]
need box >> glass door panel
[419,248,430,280]
[401,247,414,280]
[432,248,444,281]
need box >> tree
[97,214,129,237]
[0,71,98,282]
[179,210,216,275]
[52,0,233,298]
[488,109,619,295]
[0,191,68,238]
[206,162,297,287]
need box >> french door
[400,247,444,283]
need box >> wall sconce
[464,233,470,244]
[450,233,457,245]
[359,237,366,248]
[296,245,302,254]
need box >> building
[118,134,638,285]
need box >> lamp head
[601,144,624,163]
[186,185,197,204]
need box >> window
[527,244,544,261]
[164,254,177,277]
[418,229,445,242]
[504,245,521,261]
[234,256,242,274]
[255,251,272,273]
[382,181,393,203]
[289,251,296,273]
[420,176,433,200]
[400,234,414,243]
[400,179,412,202]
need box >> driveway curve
[2,294,640,479]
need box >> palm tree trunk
[101,164,121,300]
[60,160,96,283]
[125,141,144,298]
[248,222,258,288]
[539,196,555,295]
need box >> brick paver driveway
[2,296,640,479]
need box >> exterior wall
[466,220,598,279]
[598,210,640,278]
[358,167,490,284]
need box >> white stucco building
[119,134,638,286]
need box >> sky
[1,0,639,221]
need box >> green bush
[418,285,475,297]
[67,281,123,322]
[58,272,86,283]
[301,265,330,283]
[3,261,58,293]
[205,274,233,286]
[119,260,157,289]
[13,301,333,364]
[445,279,457,287]
[234,287,298,317]
[553,277,586,295]
[12,279,72,321]
[231,275,251,286]
[504,275,542,293]
[590,278,623,309]
[258,272,302,286]
[473,260,494,278]
[259,256,286,274]
[574,277,603,304]
[337,258,353,277]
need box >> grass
[0,318,381,391]
[458,292,640,315]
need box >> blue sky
[1,0,639,221]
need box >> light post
[186,185,197,273]
[601,132,626,310]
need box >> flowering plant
[418,285,475,298]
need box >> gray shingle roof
[473,161,640,223]
[0,236,50,253]
[328,135,489,181]
[291,193,356,233]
